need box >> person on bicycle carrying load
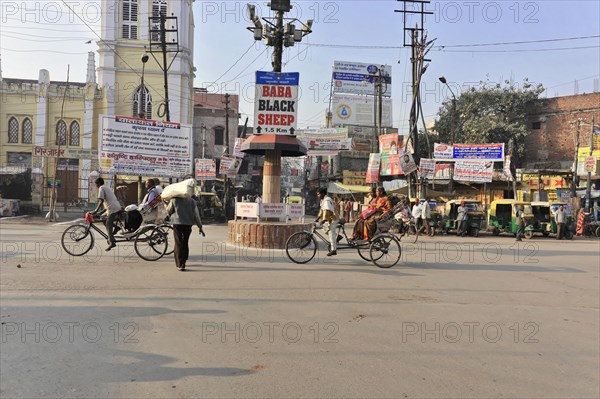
[315,187,339,257]
[91,177,122,251]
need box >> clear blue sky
[2,1,599,131]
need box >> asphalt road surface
[1,218,599,398]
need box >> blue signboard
[256,71,299,86]
[452,143,504,161]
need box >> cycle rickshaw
[285,203,402,268]
[61,211,168,261]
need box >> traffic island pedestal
[227,220,312,249]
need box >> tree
[433,79,545,166]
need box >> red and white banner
[195,159,217,181]
[453,160,494,183]
[219,156,241,177]
[233,138,246,158]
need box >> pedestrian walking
[457,201,467,237]
[515,205,526,241]
[166,196,204,271]
[422,197,432,236]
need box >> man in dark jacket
[166,197,203,271]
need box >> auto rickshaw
[488,200,533,236]
[526,201,553,238]
[193,188,225,222]
[442,200,485,237]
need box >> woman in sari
[365,187,391,239]
[351,187,377,241]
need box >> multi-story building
[1,0,195,211]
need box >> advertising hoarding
[99,115,192,178]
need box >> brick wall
[526,93,600,163]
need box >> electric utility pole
[148,13,180,122]
[571,119,583,198]
[395,0,433,197]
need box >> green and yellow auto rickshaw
[526,201,553,239]
[442,200,485,237]
[488,199,533,236]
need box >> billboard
[433,143,504,161]
[99,115,192,178]
[453,160,494,183]
[333,61,392,96]
[254,71,299,135]
[332,93,393,127]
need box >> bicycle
[67,198,88,210]
[285,219,401,268]
[61,212,168,261]
[152,222,175,255]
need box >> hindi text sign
[254,71,299,135]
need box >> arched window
[22,118,33,144]
[8,117,19,143]
[69,121,80,146]
[214,126,224,146]
[132,85,152,118]
[56,120,67,146]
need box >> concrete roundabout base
[227,220,313,249]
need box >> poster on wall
[400,152,417,175]
[233,138,246,158]
[379,133,402,176]
[219,156,241,177]
[365,153,381,183]
[99,115,193,178]
[195,159,217,181]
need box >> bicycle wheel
[404,224,419,243]
[61,224,94,256]
[134,227,167,261]
[357,241,371,261]
[595,226,600,238]
[156,224,175,255]
[286,232,318,264]
[370,233,401,268]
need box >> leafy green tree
[433,79,544,166]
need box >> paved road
[1,219,599,398]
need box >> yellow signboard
[342,170,366,185]
[522,174,568,189]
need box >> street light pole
[439,76,457,194]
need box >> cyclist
[315,187,339,257]
[91,177,122,251]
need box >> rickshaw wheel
[492,228,499,236]
[524,230,534,240]
[565,230,574,240]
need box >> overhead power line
[299,35,600,50]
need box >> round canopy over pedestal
[240,134,307,157]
